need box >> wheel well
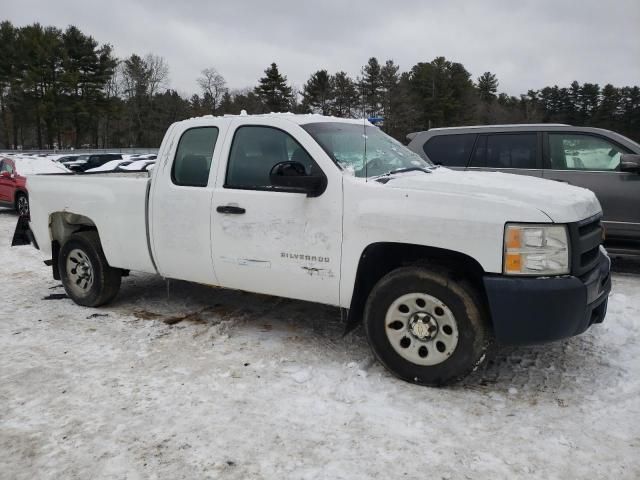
[345,243,487,332]
[49,212,98,280]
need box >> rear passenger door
[543,132,639,239]
[467,133,543,177]
[150,122,225,285]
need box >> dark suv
[407,125,640,254]
[62,153,123,172]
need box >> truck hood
[382,168,601,223]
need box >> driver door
[211,118,343,305]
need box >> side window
[1,160,14,174]
[548,133,628,171]
[225,126,318,189]
[470,135,487,167]
[172,127,219,187]
[470,134,537,169]
[423,134,476,167]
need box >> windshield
[302,122,432,177]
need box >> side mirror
[620,154,640,173]
[269,161,327,197]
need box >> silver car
[407,124,640,254]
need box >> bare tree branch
[145,54,169,97]
[197,67,227,114]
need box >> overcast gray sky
[3,0,639,96]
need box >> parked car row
[85,157,156,173]
[0,151,157,215]
[406,125,640,255]
[59,153,157,172]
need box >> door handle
[216,205,246,215]
[552,179,570,184]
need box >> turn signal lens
[503,224,569,276]
[505,228,521,249]
[505,253,522,272]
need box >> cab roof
[179,112,372,127]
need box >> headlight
[504,224,569,275]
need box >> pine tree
[61,26,116,147]
[360,57,382,116]
[0,21,18,148]
[301,70,333,115]
[218,91,233,114]
[408,57,474,129]
[477,72,498,102]
[232,88,265,114]
[595,84,621,129]
[580,83,601,121]
[331,71,359,118]
[620,86,640,138]
[380,60,400,120]
[121,54,150,146]
[254,63,292,113]
[19,24,64,148]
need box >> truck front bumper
[483,247,611,345]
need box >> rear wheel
[15,193,29,217]
[59,231,121,307]
[364,265,491,386]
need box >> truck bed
[27,172,156,273]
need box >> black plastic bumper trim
[483,250,611,345]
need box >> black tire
[58,231,121,307]
[364,265,492,386]
[15,193,29,217]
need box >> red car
[0,156,68,216]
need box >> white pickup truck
[13,113,612,386]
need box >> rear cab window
[172,127,219,187]
[423,134,476,167]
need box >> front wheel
[15,193,29,217]
[59,231,121,307]
[364,266,492,386]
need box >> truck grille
[568,214,603,277]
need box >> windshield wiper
[388,166,433,175]
[373,166,434,183]
[374,166,433,181]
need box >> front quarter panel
[339,176,551,307]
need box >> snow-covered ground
[1,209,639,480]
